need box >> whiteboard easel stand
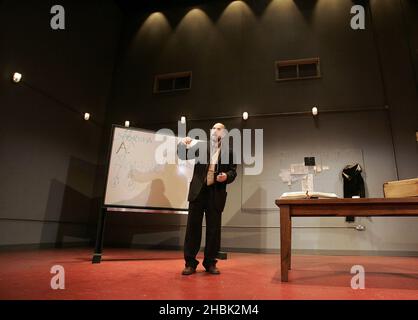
[92,206,107,263]
[91,205,191,264]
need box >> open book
[280,191,339,200]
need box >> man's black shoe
[205,265,220,275]
[182,266,196,275]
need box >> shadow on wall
[222,170,269,251]
[103,213,184,250]
[115,178,172,208]
[99,163,186,249]
[41,157,99,247]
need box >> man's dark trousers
[184,184,222,269]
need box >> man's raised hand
[182,137,193,145]
[216,172,227,183]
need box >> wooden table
[275,198,418,282]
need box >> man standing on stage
[177,123,237,275]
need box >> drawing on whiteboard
[104,127,195,211]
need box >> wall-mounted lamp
[312,107,318,116]
[12,72,22,83]
[180,116,186,124]
[84,113,90,121]
[125,120,130,127]
[355,224,366,231]
[242,112,249,120]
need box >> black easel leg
[92,207,107,264]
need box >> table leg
[289,217,292,270]
[280,205,291,282]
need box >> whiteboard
[104,126,195,212]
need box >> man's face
[210,123,225,142]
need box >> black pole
[92,206,107,264]
[368,2,400,180]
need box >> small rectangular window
[174,75,191,90]
[154,71,192,93]
[157,78,174,92]
[275,58,321,81]
[298,62,318,78]
[277,65,298,80]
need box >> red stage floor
[0,248,417,300]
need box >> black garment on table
[342,164,365,222]
[342,164,365,198]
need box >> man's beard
[210,134,221,148]
[211,134,221,143]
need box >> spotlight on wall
[355,224,366,231]
[242,112,249,120]
[125,120,130,127]
[12,72,22,83]
[180,116,186,124]
[84,113,90,121]
[312,107,318,116]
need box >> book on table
[280,191,339,200]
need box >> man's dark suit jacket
[177,140,237,212]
